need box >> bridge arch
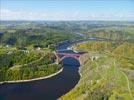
[54,51,85,66]
[60,55,79,62]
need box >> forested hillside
[0,48,62,81]
[0,21,81,48]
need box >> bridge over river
[0,39,87,100]
[54,49,86,66]
[0,37,107,100]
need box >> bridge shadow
[60,57,80,68]
[0,57,80,100]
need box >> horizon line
[1,20,134,22]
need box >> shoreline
[0,68,63,84]
[0,39,88,85]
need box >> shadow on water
[0,57,80,100]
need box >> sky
[0,0,134,21]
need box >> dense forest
[0,21,82,48]
[0,48,62,81]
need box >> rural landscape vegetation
[0,0,134,100]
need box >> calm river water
[0,40,82,100]
[0,37,105,100]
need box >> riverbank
[0,39,87,100]
[60,41,134,100]
[0,67,63,84]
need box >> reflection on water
[61,57,80,67]
[0,57,80,100]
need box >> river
[0,39,85,100]
[0,37,109,100]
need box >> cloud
[1,9,21,20]
[0,8,134,21]
[88,13,134,21]
[0,9,79,20]
[127,13,134,19]
[0,8,81,20]
[0,8,48,20]
[72,11,80,18]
